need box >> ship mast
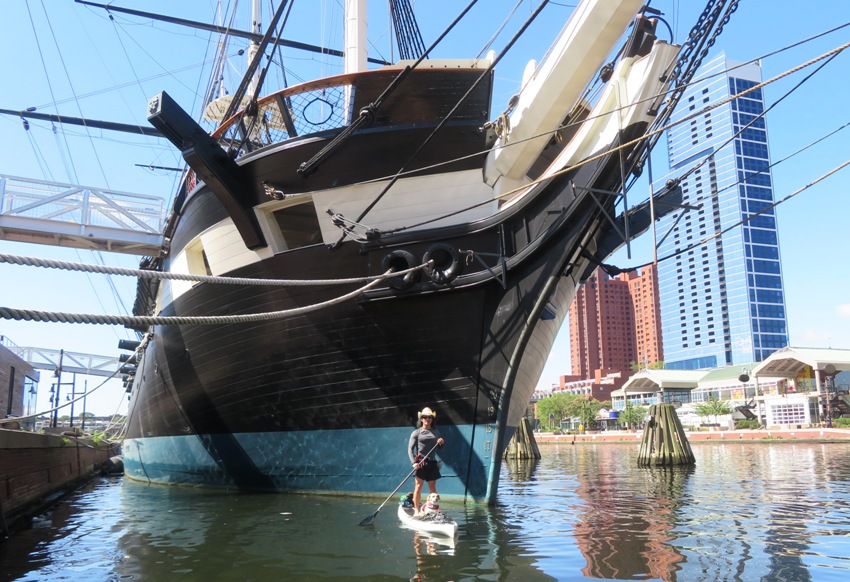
[345,0,368,74]
[246,0,263,96]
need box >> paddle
[358,441,441,526]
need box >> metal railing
[0,174,166,255]
[5,344,120,378]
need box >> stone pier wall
[0,429,119,535]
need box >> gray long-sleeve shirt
[408,427,442,463]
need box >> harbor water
[3,442,850,581]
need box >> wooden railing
[212,72,363,155]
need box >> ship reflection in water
[3,443,850,581]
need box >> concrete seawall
[1,428,120,537]
[535,427,850,445]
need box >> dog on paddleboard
[420,493,441,515]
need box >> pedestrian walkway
[535,427,850,444]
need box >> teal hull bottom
[123,424,506,502]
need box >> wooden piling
[504,417,541,460]
[638,404,695,466]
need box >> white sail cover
[484,0,643,188]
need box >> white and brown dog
[420,493,441,515]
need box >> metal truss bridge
[0,174,167,256]
[1,336,122,378]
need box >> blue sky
[1,1,849,414]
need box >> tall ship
[116,0,733,502]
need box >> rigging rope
[642,158,850,270]
[672,50,841,203]
[13,5,846,327]
[0,266,426,326]
[389,0,426,60]
[338,0,549,246]
[0,366,121,425]
[375,37,850,237]
[0,252,426,287]
[648,116,850,255]
[27,1,78,184]
[297,0,481,178]
[338,17,850,200]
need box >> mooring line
[0,252,426,287]
[0,268,406,326]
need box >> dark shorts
[415,459,442,482]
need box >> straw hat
[418,407,436,419]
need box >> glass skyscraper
[656,53,789,370]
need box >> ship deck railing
[212,73,358,153]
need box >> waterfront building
[568,265,662,381]
[752,347,850,426]
[569,267,634,380]
[610,347,850,428]
[612,369,706,411]
[656,52,789,370]
[555,370,626,403]
[626,264,664,368]
[0,335,39,429]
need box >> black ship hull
[124,126,653,501]
[124,2,682,502]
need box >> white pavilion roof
[618,369,707,393]
[751,346,850,378]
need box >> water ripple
[3,443,850,581]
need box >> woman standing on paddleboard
[408,407,445,517]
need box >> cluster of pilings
[638,404,695,466]
[504,417,541,460]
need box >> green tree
[536,393,575,428]
[632,360,665,371]
[577,397,603,428]
[619,403,647,429]
[695,396,733,425]
[563,394,589,419]
[537,393,607,429]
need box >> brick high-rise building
[626,263,664,368]
[569,265,663,381]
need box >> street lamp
[739,368,751,403]
[736,368,757,423]
[51,349,64,428]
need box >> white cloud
[838,304,850,319]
